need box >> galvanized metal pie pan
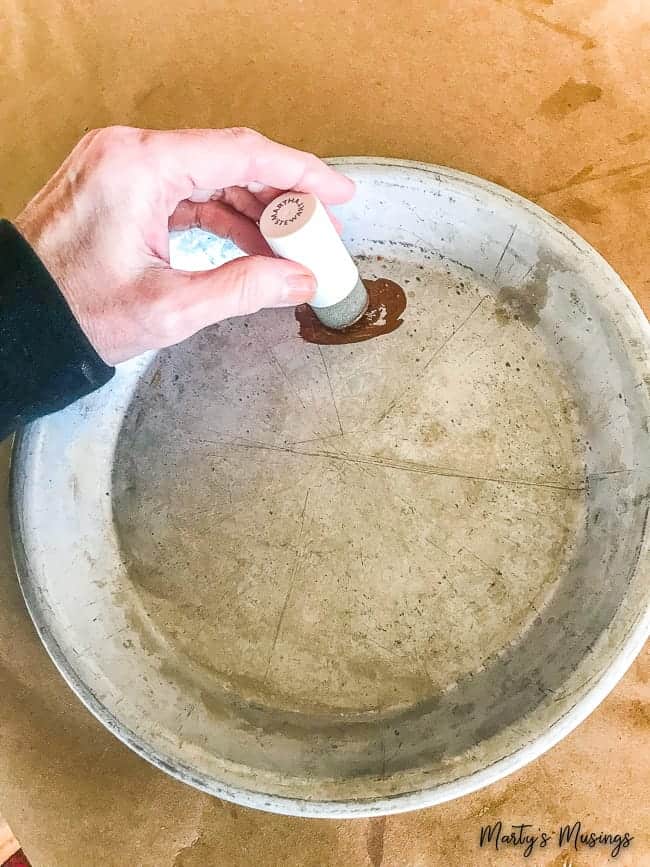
[10,159,650,817]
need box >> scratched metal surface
[10,160,650,816]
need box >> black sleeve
[0,219,114,441]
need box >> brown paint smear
[539,77,602,119]
[295,278,406,345]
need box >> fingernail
[247,181,265,194]
[189,188,219,203]
[286,272,316,301]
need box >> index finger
[148,127,355,205]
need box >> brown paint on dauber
[295,278,406,345]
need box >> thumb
[173,255,316,327]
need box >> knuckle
[85,126,144,167]
[131,127,156,150]
[78,128,101,147]
[232,265,263,314]
[223,126,261,147]
[104,124,140,144]
[149,284,186,341]
[302,151,324,178]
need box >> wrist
[14,212,112,364]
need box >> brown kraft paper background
[0,0,648,864]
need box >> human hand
[15,126,355,364]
